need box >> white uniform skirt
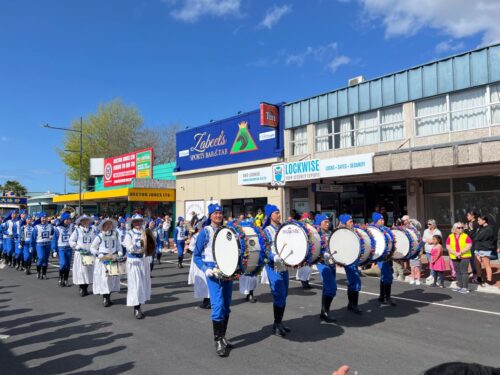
[239,275,258,295]
[72,251,94,285]
[126,257,151,307]
[93,259,120,295]
[260,266,270,285]
[296,265,313,281]
[188,260,209,299]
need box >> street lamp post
[43,117,83,214]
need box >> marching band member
[339,214,363,314]
[188,227,211,309]
[14,210,27,270]
[373,212,396,307]
[69,215,95,297]
[117,218,128,256]
[154,218,164,265]
[4,210,19,266]
[122,214,151,319]
[296,214,313,289]
[147,219,160,273]
[19,216,34,275]
[30,212,54,280]
[194,204,233,357]
[239,275,258,303]
[0,216,4,264]
[52,212,74,287]
[315,214,337,323]
[263,204,290,337]
[90,218,121,307]
[174,217,187,268]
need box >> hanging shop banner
[260,102,279,128]
[270,153,373,186]
[104,148,154,187]
[0,197,28,205]
[238,167,273,185]
[127,188,174,202]
[176,105,283,172]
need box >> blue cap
[372,212,383,223]
[19,209,26,215]
[131,214,144,222]
[208,204,223,217]
[177,216,185,222]
[263,204,280,228]
[38,211,48,218]
[339,214,352,225]
[118,217,126,224]
[314,214,328,226]
[61,212,71,221]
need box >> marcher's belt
[128,253,144,259]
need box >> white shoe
[415,280,421,286]
[409,279,415,285]
[426,276,433,281]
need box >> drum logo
[271,163,285,186]
[283,227,300,234]
[249,239,256,247]
[226,232,233,241]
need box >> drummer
[338,214,362,314]
[314,214,337,323]
[373,212,396,307]
[194,203,233,357]
[90,218,121,308]
[69,215,95,297]
[263,204,291,337]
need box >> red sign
[103,148,153,187]
[260,102,279,128]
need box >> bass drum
[212,227,240,277]
[366,225,394,261]
[406,227,424,259]
[391,228,411,260]
[354,227,375,265]
[275,220,321,267]
[328,227,363,266]
[239,224,267,275]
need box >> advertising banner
[104,148,154,187]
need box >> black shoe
[385,284,396,306]
[42,266,47,280]
[58,271,63,287]
[103,294,113,308]
[79,286,85,297]
[320,295,336,322]
[179,256,184,268]
[347,291,363,314]
[214,338,228,356]
[37,266,41,279]
[221,317,233,348]
[301,280,312,289]
[134,306,145,319]
[272,323,287,337]
[212,320,228,356]
[199,298,211,309]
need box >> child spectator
[430,235,446,288]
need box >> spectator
[465,211,479,283]
[446,222,473,294]
[162,215,171,250]
[423,219,442,282]
[430,235,446,288]
[254,209,264,227]
[409,245,422,286]
[474,216,496,286]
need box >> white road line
[0,334,10,340]
[291,279,500,317]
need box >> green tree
[58,99,144,188]
[0,180,28,196]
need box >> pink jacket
[430,246,446,272]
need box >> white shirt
[422,228,442,254]
[69,226,94,251]
[90,231,121,256]
[123,228,145,254]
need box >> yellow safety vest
[448,233,472,259]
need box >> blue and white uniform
[0,220,4,258]
[52,222,74,273]
[263,223,289,308]
[19,221,34,267]
[123,221,151,308]
[31,222,54,269]
[69,220,95,286]
[174,218,187,268]
[188,231,210,299]
[372,212,396,306]
[14,213,26,264]
[4,215,18,261]
[90,224,121,296]
[117,219,127,255]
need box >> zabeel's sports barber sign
[176,105,283,172]
[104,148,154,187]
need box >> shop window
[424,179,450,194]
[450,87,487,131]
[415,95,448,136]
[380,106,404,141]
[454,192,500,229]
[424,194,452,228]
[356,111,378,146]
[453,176,500,192]
[315,121,333,152]
[490,83,500,125]
[334,116,354,149]
[290,126,307,155]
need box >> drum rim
[328,227,363,266]
[212,226,241,278]
[354,226,376,265]
[276,220,310,267]
[391,228,412,259]
[304,222,322,264]
[366,225,393,261]
[232,222,267,276]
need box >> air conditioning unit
[348,75,365,87]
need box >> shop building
[242,44,500,233]
[175,104,284,220]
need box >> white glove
[205,269,214,278]
[323,252,331,261]
[273,254,283,263]
[118,252,123,257]
[98,254,104,259]
[52,252,58,258]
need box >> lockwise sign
[176,105,283,172]
[104,148,154,187]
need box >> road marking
[0,334,10,340]
[290,279,500,317]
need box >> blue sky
[1,0,498,193]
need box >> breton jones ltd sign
[238,153,373,186]
[104,148,153,187]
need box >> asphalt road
[1,253,499,375]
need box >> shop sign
[270,153,373,185]
[260,102,279,128]
[312,184,344,193]
[104,148,154,187]
[176,105,283,172]
[132,178,173,189]
[0,197,28,205]
[238,167,272,185]
[128,188,174,202]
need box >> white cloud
[435,40,466,54]
[328,55,351,72]
[358,0,500,45]
[168,0,242,22]
[259,4,292,29]
[285,42,351,73]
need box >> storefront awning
[52,187,176,204]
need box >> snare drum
[81,253,95,266]
[366,225,394,261]
[212,227,241,278]
[275,220,321,267]
[238,224,267,275]
[105,258,127,276]
[391,228,411,260]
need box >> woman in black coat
[474,216,495,285]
